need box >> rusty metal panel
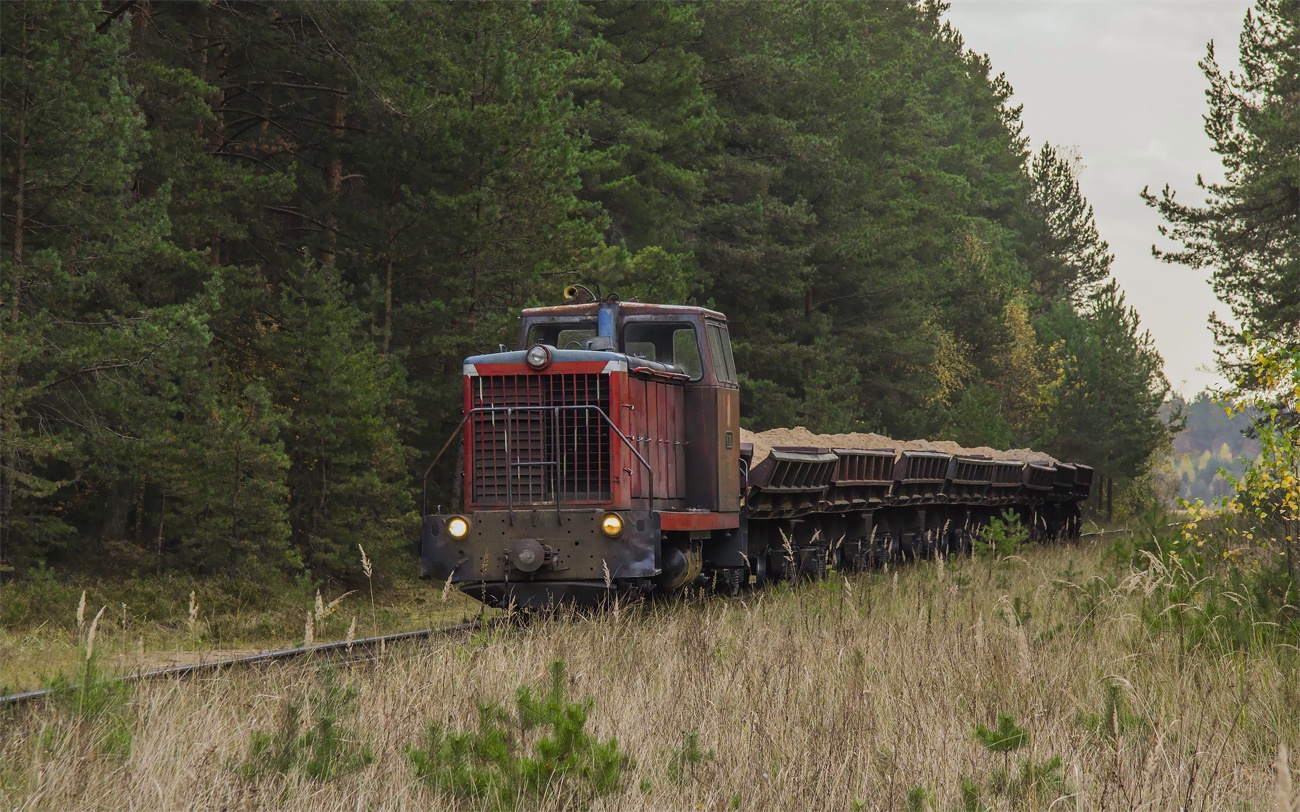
[892,451,952,502]
[684,386,717,509]
[624,376,687,507]
[647,374,660,493]
[945,456,994,502]
[716,386,740,511]
[676,384,686,496]
[1072,464,1093,501]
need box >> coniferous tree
[0,0,1185,574]
[1027,143,1114,309]
[1,1,213,563]
[1142,0,1299,383]
[1039,283,1172,498]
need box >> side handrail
[421,405,655,518]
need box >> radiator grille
[469,373,611,506]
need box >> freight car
[419,292,1091,608]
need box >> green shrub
[47,652,134,760]
[406,659,629,809]
[1078,681,1147,742]
[667,730,713,785]
[975,512,1027,560]
[241,668,373,781]
[906,784,936,811]
[969,711,1071,808]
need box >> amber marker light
[600,512,624,538]
[446,516,471,539]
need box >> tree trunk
[1105,476,1114,524]
[2,104,27,555]
[384,234,395,355]
[207,44,227,266]
[10,115,25,321]
[322,83,346,266]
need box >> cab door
[704,321,740,513]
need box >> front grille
[469,373,611,506]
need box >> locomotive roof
[521,302,727,321]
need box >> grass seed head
[86,605,106,661]
[359,544,373,579]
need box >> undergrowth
[406,659,629,809]
[240,668,374,781]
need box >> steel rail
[0,620,487,709]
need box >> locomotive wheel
[747,553,769,589]
[709,567,743,596]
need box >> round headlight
[446,516,470,539]
[525,344,551,370]
[600,512,624,538]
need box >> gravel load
[740,426,1057,466]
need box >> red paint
[658,511,740,531]
[469,361,613,377]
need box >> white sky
[943,0,1251,396]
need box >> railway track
[3,527,1163,709]
[0,620,486,710]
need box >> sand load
[740,426,1056,467]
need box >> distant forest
[1167,393,1261,505]
[2,1,1171,577]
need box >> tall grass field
[2,537,1297,810]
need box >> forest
[1165,393,1259,504]
[0,0,1273,581]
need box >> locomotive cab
[420,297,743,608]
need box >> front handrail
[421,405,655,519]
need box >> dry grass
[0,572,485,693]
[3,539,1298,810]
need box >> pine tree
[266,258,410,575]
[1142,0,1299,384]
[1,1,211,565]
[1027,143,1114,309]
[1040,284,1173,499]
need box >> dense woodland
[1,0,1287,581]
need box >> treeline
[1,0,1170,579]
[1166,393,1260,505]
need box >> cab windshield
[526,321,598,350]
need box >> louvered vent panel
[469,374,611,506]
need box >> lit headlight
[525,344,551,370]
[446,516,470,539]
[600,513,624,538]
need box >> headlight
[446,516,470,539]
[600,513,624,538]
[525,344,551,370]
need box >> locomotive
[419,291,1092,608]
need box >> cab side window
[623,322,703,380]
[706,322,737,385]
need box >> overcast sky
[943,0,1252,396]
